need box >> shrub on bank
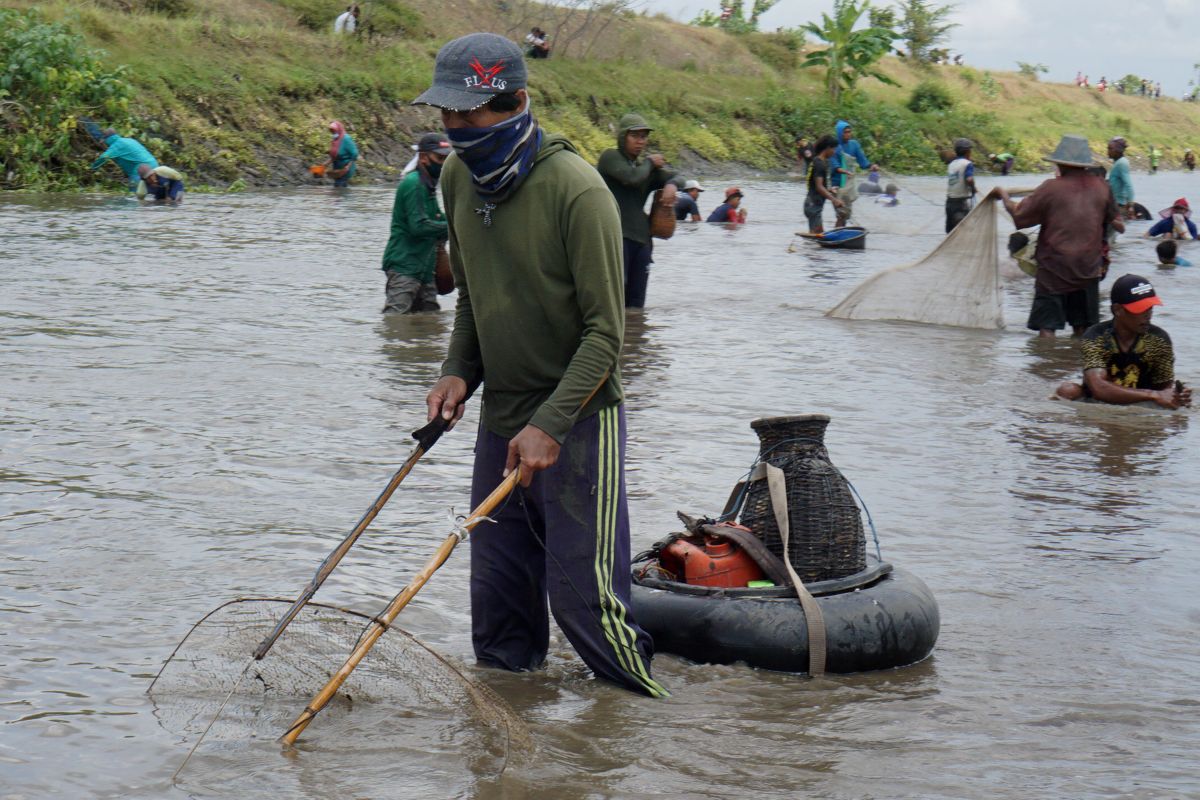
[0,9,138,189]
[907,81,955,113]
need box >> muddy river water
[3,170,1199,799]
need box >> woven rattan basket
[738,415,866,583]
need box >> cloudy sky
[640,0,1199,96]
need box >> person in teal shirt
[90,130,158,191]
[325,120,359,187]
[1107,137,1134,216]
[832,120,876,227]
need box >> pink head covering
[328,121,346,162]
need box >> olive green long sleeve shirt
[596,150,674,246]
[439,134,625,443]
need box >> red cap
[724,186,744,200]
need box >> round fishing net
[148,598,533,766]
[826,189,1033,329]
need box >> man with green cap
[596,114,676,308]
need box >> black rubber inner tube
[633,559,892,599]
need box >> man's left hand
[504,425,561,487]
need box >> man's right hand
[1151,385,1190,409]
[426,375,468,429]
[648,154,665,168]
[833,199,845,209]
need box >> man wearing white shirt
[333,5,358,34]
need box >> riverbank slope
[8,0,1200,190]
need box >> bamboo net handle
[279,468,520,747]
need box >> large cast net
[148,598,533,769]
[827,190,1012,329]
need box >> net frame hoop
[151,596,459,693]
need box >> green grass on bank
[7,0,1200,191]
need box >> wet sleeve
[1148,333,1175,387]
[648,166,675,193]
[90,143,119,170]
[381,183,406,268]
[1010,188,1045,228]
[596,150,652,189]
[1146,218,1170,237]
[852,142,871,169]
[1080,331,1108,373]
[439,174,483,385]
[528,186,624,443]
[412,185,448,238]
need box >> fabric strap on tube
[748,462,827,677]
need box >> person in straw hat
[998,135,1125,338]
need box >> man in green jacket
[415,32,667,698]
[381,132,451,314]
[596,113,676,308]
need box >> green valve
[746,580,775,588]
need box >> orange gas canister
[660,536,765,588]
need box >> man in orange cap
[706,186,747,223]
[1055,274,1191,408]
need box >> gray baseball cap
[416,132,452,154]
[412,33,527,111]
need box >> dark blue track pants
[622,238,653,309]
[468,405,668,697]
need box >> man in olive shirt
[596,113,676,308]
[416,33,666,698]
[998,136,1125,337]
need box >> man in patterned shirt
[1056,274,1191,408]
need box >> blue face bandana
[445,104,543,225]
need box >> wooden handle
[252,442,430,660]
[279,469,521,747]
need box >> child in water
[1156,240,1193,268]
[1008,231,1038,276]
[875,183,900,206]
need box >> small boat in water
[814,227,867,249]
[629,414,938,675]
